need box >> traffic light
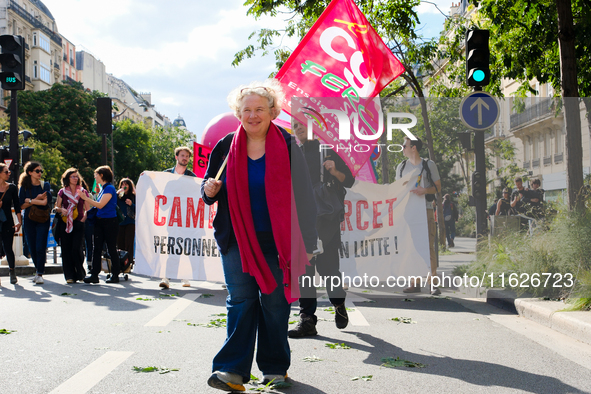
[96,97,112,134]
[21,147,34,164]
[0,35,25,90]
[472,171,484,198]
[465,29,490,87]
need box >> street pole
[102,134,107,165]
[9,89,19,184]
[473,128,488,239]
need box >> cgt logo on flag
[276,0,405,176]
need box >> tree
[13,83,102,182]
[148,126,196,172]
[111,120,155,184]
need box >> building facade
[61,35,77,83]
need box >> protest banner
[134,170,430,284]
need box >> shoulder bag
[28,184,50,223]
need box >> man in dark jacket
[289,120,355,338]
[160,146,196,289]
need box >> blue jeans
[212,233,290,383]
[445,219,456,245]
[23,218,50,275]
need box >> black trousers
[91,217,120,277]
[298,229,346,318]
[1,229,15,270]
[60,221,86,281]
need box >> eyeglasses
[240,86,274,94]
[34,169,43,174]
[1,170,9,174]
[71,175,79,178]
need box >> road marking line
[49,351,133,394]
[144,293,200,327]
[345,300,369,326]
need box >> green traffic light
[473,69,485,82]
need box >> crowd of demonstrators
[396,137,442,295]
[493,177,545,219]
[78,166,121,284]
[116,178,136,264]
[0,163,22,285]
[289,119,354,339]
[202,80,317,392]
[496,188,513,216]
[442,194,459,248]
[158,146,196,289]
[18,161,51,285]
[55,168,91,284]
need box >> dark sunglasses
[34,169,44,174]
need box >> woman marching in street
[55,168,91,284]
[18,161,51,285]
[116,178,136,263]
[78,166,121,284]
[202,79,317,392]
[0,163,22,285]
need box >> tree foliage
[13,83,102,182]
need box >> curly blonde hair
[227,79,285,119]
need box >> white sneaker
[34,275,44,285]
[181,279,191,287]
[159,278,170,289]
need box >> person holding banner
[396,137,442,295]
[159,146,196,289]
[78,166,121,284]
[202,80,317,392]
[0,163,22,285]
[289,120,355,338]
[55,168,91,284]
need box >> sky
[41,0,448,142]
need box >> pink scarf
[226,122,309,303]
[62,187,81,233]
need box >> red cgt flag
[276,0,405,176]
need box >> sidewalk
[441,237,591,346]
[0,247,63,277]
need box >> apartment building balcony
[523,161,531,169]
[554,152,563,163]
[543,156,552,166]
[532,158,540,168]
[510,98,554,130]
[7,0,63,46]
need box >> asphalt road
[2,267,591,394]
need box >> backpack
[399,159,439,202]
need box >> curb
[0,264,63,276]
[486,289,591,346]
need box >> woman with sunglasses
[55,168,91,284]
[18,161,52,285]
[0,163,22,285]
[77,165,120,284]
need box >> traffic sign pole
[459,90,500,242]
[9,89,18,184]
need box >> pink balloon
[201,112,240,149]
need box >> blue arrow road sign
[460,91,500,131]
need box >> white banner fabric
[134,170,430,282]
